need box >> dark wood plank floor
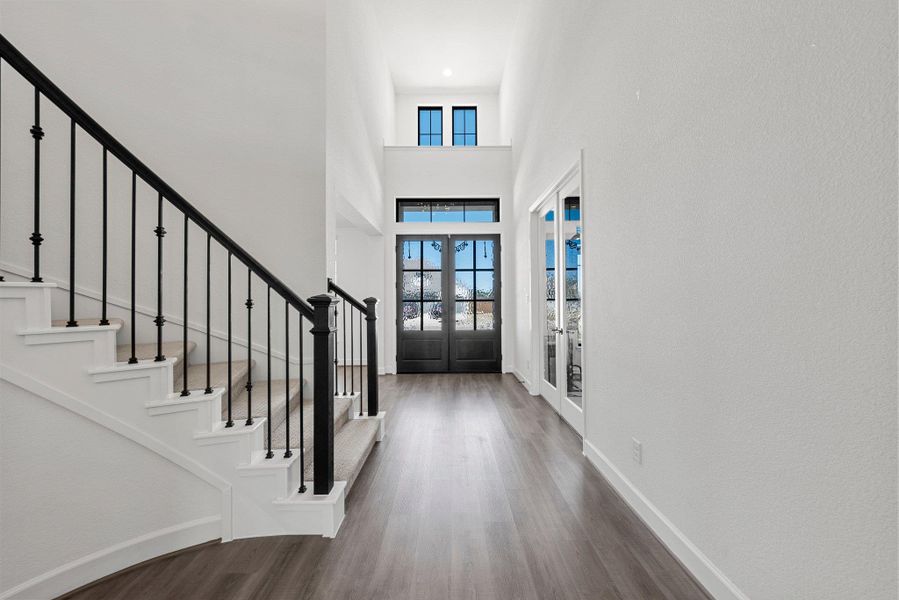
[64,374,711,600]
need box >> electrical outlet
[632,438,642,465]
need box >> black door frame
[396,234,501,373]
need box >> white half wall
[501,1,897,599]
[395,91,504,147]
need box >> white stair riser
[0,284,54,330]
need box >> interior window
[418,107,443,146]
[397,199,498,223]
[452,107,477,146]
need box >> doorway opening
[396,234,501,373]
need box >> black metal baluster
[284,301,292,459]
[180,214,189,396]
[342,298,347,395]
[266,286,273,459]
[99,149,108,325]
[205,232,212,394]
[333,302,338,396]
[128,172,137,364]
[226,252,233,427]
[350,305,355,396]
[154,193,165,361]
[359,310,365,415]
[0,62,3,282]
[245,269,253,426]
[30,89,43,282]
[66,119,77,327]
[298,312,306,493]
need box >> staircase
[3,282,384,532]
[51,316,383,491]
[0,31,385,600]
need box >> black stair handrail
[0,33,313,320]
[327,278,379,417]
[328,278,366,312]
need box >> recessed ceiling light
[442,67,453,78]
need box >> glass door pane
[563,197,582,407]
[396,237,448,372]
[448,236,501,372]
[542,209,558,387]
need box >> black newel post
[309,294,337,495]
[364,297,379,416]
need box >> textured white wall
[395,92,504,147]
[0,380,221,593]
[501,1,897,599]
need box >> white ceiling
[369,0,521,91]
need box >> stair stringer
[0,283,346,546]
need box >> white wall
[324,0,394,373]
[0,380,222,597]
[0,0,327,296]
[395,91,504,147]
[334,225,386,371]
[501,1,897,599]
[0,0,326,382]
[326,0,395,280]
[382,146,513,373]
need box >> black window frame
[452,106,478,146]
[396,199,500,223]
[418,106,443,146]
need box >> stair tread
[226,378,301,423]
[270,394,353,450]
[117,341,195,364]
[269,394,377,491]
[309,418,380,491]
[173,359,253,394]
[51,317,124,328]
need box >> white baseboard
[582,440,749,600]
[0,516,221,600]
[512,368,531,390]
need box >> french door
[536,175,583,434]
[396,234,501,373]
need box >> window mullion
[472,247,477,330]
